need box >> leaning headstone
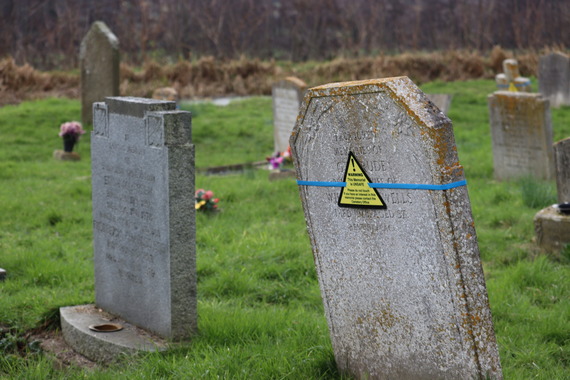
[291,77,502,379]
[488,91,554,180]
[272,77,307,154]
[538,52,570,108]
[80,21,120,126]
[426,93,452,115]
[534,137,570,252]
[61,97,195,362]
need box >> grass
[1,80,570,379]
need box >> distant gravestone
[80,21,120,126]
[426,93,452,115]
[272,77,307,153]
[291,77,502,379]
[488,91,554,180]
[495,59,531,92]
[554,137,570,203]
[538,52,570,108]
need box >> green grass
[1,81,570,379]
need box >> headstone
[495,59,531,92]
[488,91,554,180]
[538,52,570,108]
[272,77,307,154]
[290,77,502,379]
[554,137,570,203]
[534,137,570,253]
[80,21,120,126]
[91,97,195,339]
[426,93,452,115]
[0,268,6,281]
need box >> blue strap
[296,179,467,190]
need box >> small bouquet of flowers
[266,146,292,170]
[59,121,86,152]
[195,189,219,212]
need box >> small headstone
[272,77,307,154]
[0,268,6,281]
[534,137,570,253]
[426,93,452,115]
[495,59,531,92]
[152,87,179,102]
[291,77,502,379]
[487,91,554,180]
[554,137,570,203]
[538,52,570,108]
[80,21,120,126]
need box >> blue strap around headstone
[296,179,467,190]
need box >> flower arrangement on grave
[58,121,86,152]
[267,146,292,170]
[195,189,219,212]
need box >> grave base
[53,150,81,161]
[60,304,167,363]
[534,206,570,253]
[269,169,296,181]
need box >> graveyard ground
[1,80,569,379]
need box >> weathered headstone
[0,267,6,281]
[272,77,307,154]
[61,97,195,362]
[91,97,195,339]
[426,93,452,115]
[495,59,531,92]
[291,77,502,379]
[80,21,120,126]
[554,137,570,203]
[488,91,554,180]
[534,137,570,252]
[538,52,570,108]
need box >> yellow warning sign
[338,152,386,209]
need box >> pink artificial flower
[268,156,284,169]
[59,121,85,138]
[203,190,214,200]
[195,189,205,197]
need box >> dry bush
[0,49,557,106]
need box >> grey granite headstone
[80,21,120,126]
[272,77,307,153]
[554,137,570,203]
[538,52,570,108]
[488,91,554,180]
[91,97,196,340]
[290,77,502,379]
[426,93,452,115]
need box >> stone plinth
[534,206,570,252]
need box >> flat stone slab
[53,150,81,161]
[534,206,570,253]
[60,304,167,363]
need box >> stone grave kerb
[290,77,502,379]
[91,96,196,341]
[80,21,120,127]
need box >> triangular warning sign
[338,152,387,209]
